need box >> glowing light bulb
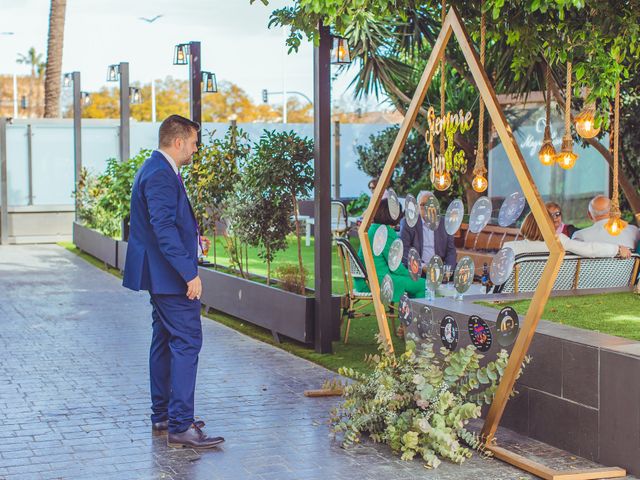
[556,136,578,170]
[538,141,556,166]
[472,174,488,193]
[433,171,452,191]
[575,107,601,139]
[556,151,577,170]
[604,216,628,236]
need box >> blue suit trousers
[149,293,202,434]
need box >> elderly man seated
[572,195,639,249]
[399,190,457,274]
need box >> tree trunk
[291,195,305,294]
[43,0,67,118]
[266,246,271,286]
[213,225,217,266]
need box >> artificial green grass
[479,292,640,341]
[202,235,354,294]
[58,239,399,373]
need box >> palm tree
[43,0,67,118]
[16,47,45,117]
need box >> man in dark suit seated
[400,190,457,275]
[123,115,224,449]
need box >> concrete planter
[199,266,341,344]
[72,222,117,268]
[116,240,128,272]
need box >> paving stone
[0,244,636,480]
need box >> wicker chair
[336,237,396,343]
[331,201,350,238]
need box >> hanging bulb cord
[545,63,552,134]
[473,4,487,176]
[611,79,621,217]
[439,0,446,156]
[564,61,572,142]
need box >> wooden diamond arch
[358,6,625,479]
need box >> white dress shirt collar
[157,149,179,175]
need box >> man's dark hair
[373,199,402,226]
[158,114,200,148]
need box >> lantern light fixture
[63,73,73,88]
[129,87,142,105]
[106,64,120,82]
[81,91,91,106]
[173,43,190,65]
[330,36,351,65]
[202,71,218,93]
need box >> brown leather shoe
[167,423,225,449]
[152,419,205,431]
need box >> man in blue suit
[400,190,457,274]
[123,115,223,449]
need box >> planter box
[117,240,128,272]
[199,266,341,344]
[73,222,117,268]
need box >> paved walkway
[0,245,635,480]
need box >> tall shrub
[183,126,249,264]
[249,130,313,293]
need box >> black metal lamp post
[63,71,91,220]
[106,62,130,163]
[107,62,132,240]
[313,27,352,353]
[173,41,202,142]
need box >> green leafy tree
[224,186,291,285]
[183,125,249,264]
[258,0,640,216]
[74,149,149,238]
[248,130,314,293]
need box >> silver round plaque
[469,196,492,233]
[380,274,394,306]
[388,188,400,220]
[423,195,440,231]
[444,198,464,236]
[407,248,421,282]
[454,256,475,294]
[498,191,526,227]
[387,238,404,272]
[372,224,388,256]
[404,194,419,228]
[490,247,515,286]
[417,305,435,340]
[425,255,444,290]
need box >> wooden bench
[454,223,522,271]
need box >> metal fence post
[0,117,9,245]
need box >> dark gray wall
[408,296,640,475]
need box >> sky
[0,0,383,111]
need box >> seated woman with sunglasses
[546,202,578,238]
[504,212,632,259]
[354,199,426,302]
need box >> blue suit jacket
[123,150,199,295]
[399,215,457,269]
